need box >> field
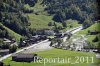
[27,14,61,30]
[3,49,99,66]
[25,0,55,30]
[25,0,81,31]
[27,13,81,31]
[76,23,100,35]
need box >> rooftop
[12,53,37,58]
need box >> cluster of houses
[20,30,58,47]
[0,30,73,64]
[21,35,47,47]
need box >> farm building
[39,35,47,40]
[12,53,38,62]
[44,30,55,36]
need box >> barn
[12,53,38,62]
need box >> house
[44,30,55,36]
[12,53,38,62]
[10,42,18,47]
[11,38,16,43]
[0,49,9,56]
[55,33,64,38]
[30,35,40,43]
[3,38,11,44]
[39,35,47,40]
[20,40,29,47]
[3,38,17,45]
[30,35,47,42]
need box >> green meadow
[3,49,99,66]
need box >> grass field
[3,49,99,66]
[26,0,81,31]
[25,0,55,30]
[27,12,81,32]
[76,23,100,35]
[27,14,61,30]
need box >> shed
[44,30,55,36]
[12,53,38,62]
[3,38,11,43]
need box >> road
[22,40,52,53]
[63,26,83,42]
[0,26,83,61]
[65,26,83,34]
[71,26,83,34]
[0,39,51,61]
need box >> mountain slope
[0,23,21,41]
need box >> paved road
[63,26,83,42]
[0,54,12,61]
[71,26,83,34]
[0,40,49,61]
[22,40,52,53]
[65,26,82,34]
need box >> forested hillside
[0,0,98,40]
[42,0,98,24]
[0,0,37,39]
